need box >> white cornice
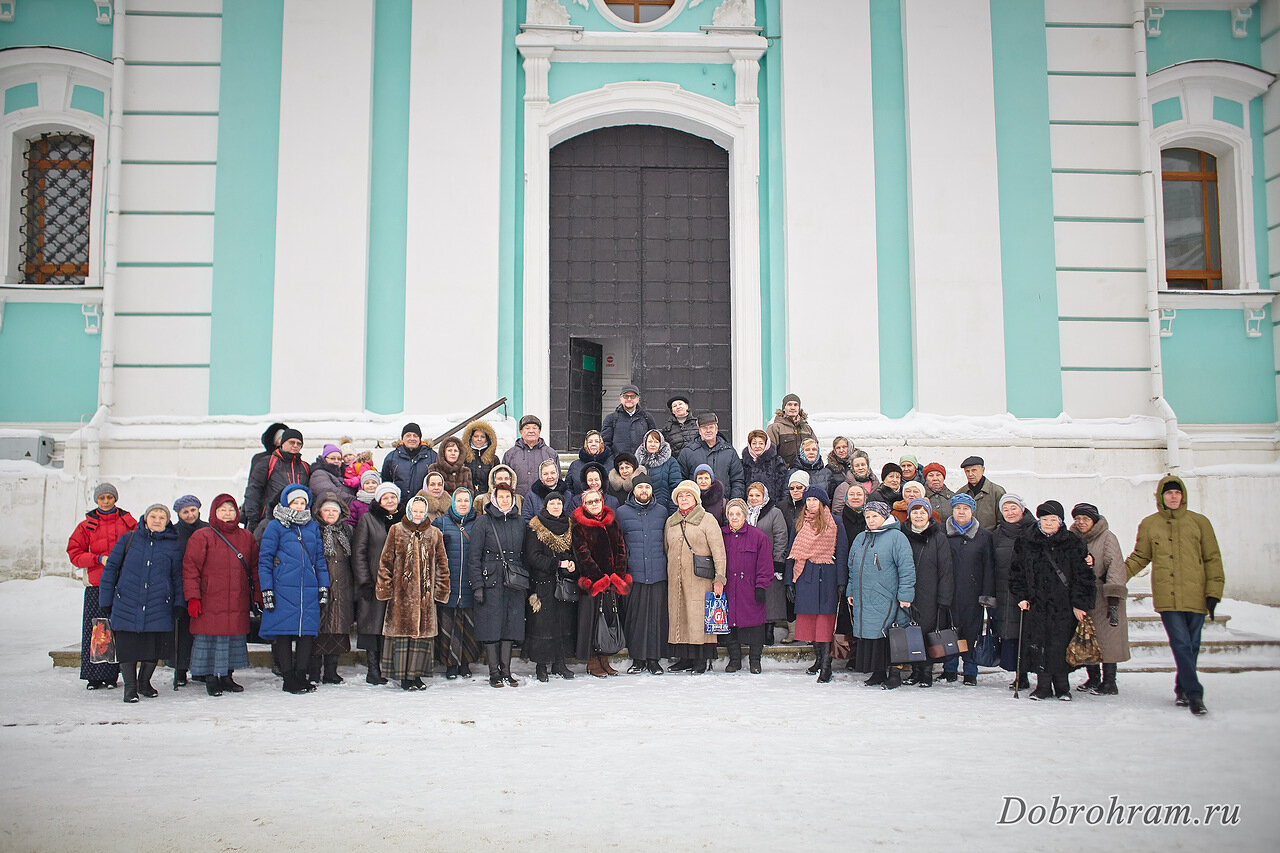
[1147,59,1274,104]
[516,29,766,64]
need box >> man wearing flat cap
[959,455,1005,531]
[602,384,657,460]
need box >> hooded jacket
[765,408,816,468]
[463,420,499,495]
[257,485,331,639]
[183,495,258,636]
[1125,475,1224,614]
[427,436,473,494]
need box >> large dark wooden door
[549,125,732,451]
[567,337,604,446]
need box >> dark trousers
[1160,611,1205,699]
[172,608,194,671]
[272,636,315,677]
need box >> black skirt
[852,636,889,673]
[114,630,172,664]
[622,580,669,661]
[669,643,718,661]
[524,577,574,663]
[80,587,120,682]
[575,590,623,660]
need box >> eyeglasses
[789,485,805,491]
[584,498,602,505]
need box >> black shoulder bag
[209,527,265,642]
[492,523,530,591]
[680,522,716,580]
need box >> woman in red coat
[571,489,630,677]
[66,483,137,690]
[182,494,259,696]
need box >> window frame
[1160,147,1222,290]
[592,0,689,32]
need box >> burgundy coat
[182,497,259,636]
[721,522,774,628]
[570,505,630,596]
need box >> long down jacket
[846,518,916,640]
[1080,516,1130,663]
[616,494,669,585]
[1010,522,1096,675]
[945,519,997,645]
[467,501,528,642]
[352,502,401,635]
[376,516,449,638]
[1124,474,1225,614]
[68,507,137,587]
[664,499,727,645]
[100,523,183,633]
[257,487,331,639]
[433,505,477,608]
[721,522,774,628]
[903,520,954,636]
[182,497,258,636]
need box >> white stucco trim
[591,0,690,32]
[518,71,763,446]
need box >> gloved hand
[1106,601,1119,627]
[1206,596,1219,621]
[785,585,796,604]
[263,589,275,611]
[318,587,330,606]
[472,587,485,606]
[529,593,541,613]
[590,576,611,597]
[754,587,766,604]
[187,599,202,619]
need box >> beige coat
[664,502,727,645]
[1080,516,1130,663]
[375,517,449,638]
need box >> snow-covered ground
[1,577,1276,853]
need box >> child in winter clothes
[349,469,381,528]
[342,441,376,489]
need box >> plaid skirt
[382,636,433,679]
[189,634,250,677]
[81,587,120,682]
[434,606,480,666]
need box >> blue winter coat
[380,444,438,498]
[601,405,658,459]
[615,494,669,584]
[678,436,745,499]
[635,439,682,512]
[433,506,477,608]
[100,524,183,633]
[257,488,331,639]
[786,524,850,616]
[846,518,916,639]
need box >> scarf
[273,503,311,527]
[637,440,672,469]
[788,504,837,582]
[746,503,763,526]
[536,507,570,537]
[746,439,772,463]
[320,521,351,558]
[356,490,375,504]
[954,517,975,535]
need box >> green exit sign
[583,355,597,371]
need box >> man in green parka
[1125,475,1224,717]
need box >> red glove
[578,576,593,591]
[589,576,611,596]
[187,599,202,619]
[610,573,632,595]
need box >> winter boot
[552,659,575,679]
[294,669,316,693]
[444,664,459,680]
[1053,674,1071,699]
[1028,675,1054,701]
[322,655,344,684]
[1009,672,1030,691]
[206,676,223,697]
[1189,696,1208,716]
[307,655,322,685]
[485,644,504,688]
[883,666,902,690]
[645,660,664,675]
[600,654,618,676]
[668,658,693,672]
[918,665,933,688]
[692,657,709,674]
[401,678,416,691]
[500,641,520,687]
[749,645,763,674]
[587,655,608,678]
[282,673,307,694]
[365,648,388,686]
[726,643,743,673]
[905,665,922,685]
[458,660,473,678]
[863,670,886,687]
[963,673,978,686]
[627,659,646,674]
[137,662,159,698]
[173,668,188,690]
[536,663,550,683]
[121,663,140,703]
[783,621,796,644]
[1077,664,1101,693]
[1094,663,1118,695]
[220,672,244,693]
[806,643,822,675]
[940,671,958,684]
[816,643,833,683]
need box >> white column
[270,0,374,413]
[901,0,1007,415]
[780,0,879,413]
[728,48,764,446]
[519,45,554,428]
[404,0,505,415]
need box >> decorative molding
[0,2,14,24]
[516,28,767,65]
[712,0,754,28]
[591,0,689,33]
[1146,6,1164,36]
[1144,0,1256,10]
[521,46,553,104]
[81,302,101,335]
[1244,306,1266,336]
[1160,308,1177,337]
[93,0,111,25]
[1157,290,1279,337]
[527,0,571,26]
[1231,6,1252,37]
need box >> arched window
[605,1,676,24]
[19,132,93,285]
[1161,147,1220,290]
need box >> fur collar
[529,515,573,552]
[463,420,497,466]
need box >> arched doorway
[548,125,732,450]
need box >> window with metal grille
[605,1,675,24]
[19,132,93,285]
[1161,147,1221,291]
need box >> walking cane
[1013,607,1025,699]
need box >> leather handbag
[681,523,715,580]
[492,527,530,591]
[926,608,969,660]
[886,607,927,664]
[594,593,626,655]
[554,574,580,603]
[970,607,1001,668]
[1066,614,1103,667]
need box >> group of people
[67,389,1226,716]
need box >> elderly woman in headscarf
[1071,501,1130,696]
[522,488,576,682]
[664,479,727,673]
[418,471,452,522]
[722,498,775,673]
[846,499,915,689]
[635,428,681,511]
[746,481,790,642]
[376,493,449,690]
[353,481,402,684]
[310,493,355,685]
[993,492,1035,689]
[432,487,480,678]
[786,486,851,683]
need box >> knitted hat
[950,493,978,513]
[961,455,984,468]
[782,393,801,407]
[693,464,715,481]
[697,412,719,426]
[1071,502,1101,523]
[281,484,309,507]
[921,462,946,478]
[725,498,749,520]
[519,414,542,430]
[1001,493,1026,511]
[620,384,639,397]
[1162,480,1183,494]
[172,494,201,513]
[899,454,919,467]
[401,422,422,438]
[865,500,891,519]
[907,497,933,516]
[1037,500,1065,519]
[340,442,355,457]
[802,485,830,506]
[94,483,118,501]
[544,490,565,506]
[671,479,701,504]
[142,503,171,523]
[317,496,343,514]
[613,452,639,472]
[881,462,903,480]
[360,469,382,487]
[322,443,342,458]
[788,470,810,488]
[373,482,401,504]
[280,428,304,445]
[631,473,652,488]
[901,481,926,499]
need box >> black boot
[552,659,575,679]
[1009,672,1030,690]
[536,663,549,683]
[816,642,833,683]
[307,655,322,685]
[294,669,316,693]
[445,664,459,680]
[645,660,664,675]
[1189,696,1208,716]
[220,672,244,693]
[669,658,693,672]
[206,676,222,696]
[485,644,504,688]
[173,669,188,690]
[883,666,902,690]
[137,662,159,698]
[458,660,473,678]
[500,641,519,687]
[1053,674,1071,700]
[1095,663,1118,695]
[627,659,646,674]
[692,657,708,674]
[121,663,140,703]
[401,678,416,691]
[917,665,933,688]
[322,654,343,684]
[365,647,388,686]
[1077,664,1101,693]
[749,645,762,674]
[864,669,886,687]
[726,643,743,673]
[1028,674,1054,700]
[806,642,821,675]
[905,665,922,685]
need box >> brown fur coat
[375,516,449,638]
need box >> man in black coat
[244,428,310,536]
[381,422,439,498]
[677,413,745,499]
[601,384,657,459]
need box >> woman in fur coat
[572,489,630,677]
[522,491,577,682]
[376,494,450,690]
[1070,502,1130,695]
[428,436,473,494]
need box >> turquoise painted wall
[0,304,99,421]
[1252,97,1269,289]
[758,0,785,424]
[1147,10,1261,71]
[869,0,913,417]
[208,0,282,415]
[1161,307,1277,423]
[991,0,1062,417]
[0,0,112,59]
[364,0,411,414]
[566,1,716,33]
[498,0,524,419]
[550,62,734,106]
